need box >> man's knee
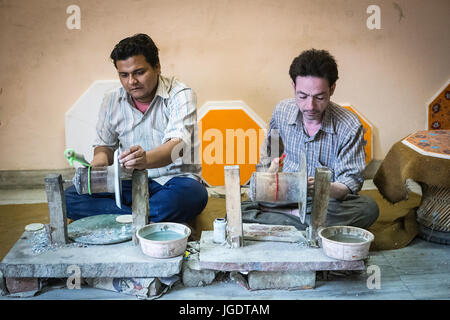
[169,178,208,209]
[64,185,84,220]
[150,178,208,222]
[357,195,379,228]
[64,185,82,211]
[64,185,78,200]
[327,194,379,229]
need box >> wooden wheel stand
[198,166,365,290]
[0,170,184,295]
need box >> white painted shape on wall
[65,80,121,166]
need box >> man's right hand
[118,145,148,170]
[267,157,281,173]
[91,146,114,167]
[267,153,286,173]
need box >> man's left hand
[307,178,350,200]
[118,145,148,170]
[307,177,315,196]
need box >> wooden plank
[224,165,243,248]
[243,223,303,243]
[132,170,149,246]
[0,168,75,189]
[44,174,69,245]
[309,167,332,245]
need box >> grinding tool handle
[65,148,93,195]
[64,148,90,167]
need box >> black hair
[289,49,339,87]
[110,33,159,68]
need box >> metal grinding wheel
[67,214,132,244]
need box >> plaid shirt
[93,75,202,185]
[260,98,366,194]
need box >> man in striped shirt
[249,49,379,230]
[65,34,208,224]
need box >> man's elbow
[329,182,351,200]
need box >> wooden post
[132,170,149,245]
[308,167,332,246]
[45,174,69,245]
[224,165,243,248]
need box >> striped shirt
[93,75,202,185]
[261,98,366,194]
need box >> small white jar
[213,218,227,244]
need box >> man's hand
[91,146,114,167]
[119,145,148,170]
[267,154,286,173]
[308,177,350,200]
[268,158,281,173]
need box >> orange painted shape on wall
[342,105,373,165]
[428,83,450,130]
[199,108,265,186]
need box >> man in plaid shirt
[250,49,379,230]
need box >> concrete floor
[1,181,449,300]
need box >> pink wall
[0,0,449,170]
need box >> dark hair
[110,33,160,68]
[289,49,339,87]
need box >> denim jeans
[65,176,208,223]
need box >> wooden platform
[199,231,365,272]
[0,232,183,278]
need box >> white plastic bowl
[136,223,191,258]
[319,226,374,261]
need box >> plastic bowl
[319,226,374,261]
[136,223,191,258]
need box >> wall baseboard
[0,168,75,189]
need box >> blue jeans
[65,177,208,223]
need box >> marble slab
[199,231,365,272]
[0,232,183,278]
